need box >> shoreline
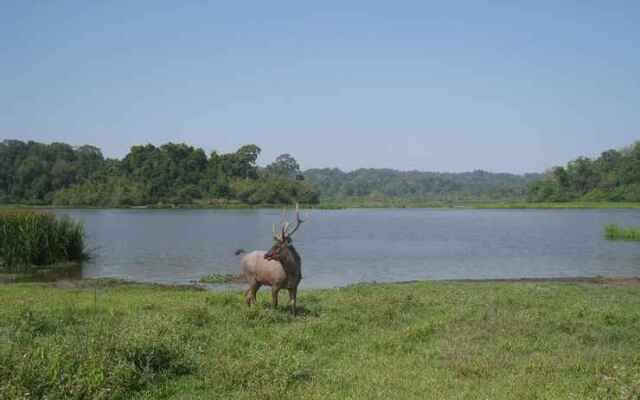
[2,201,640,210]
[390,275,640,287]
[3,275,640,289]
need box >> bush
[0,210,85,270]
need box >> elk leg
[271,287,279,309]
[246,283,260,306]
[288,288,297,315]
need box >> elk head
[264,203,307,262]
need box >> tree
[266,153,301,179]
[0,139,322,206]
[223,145,261,179]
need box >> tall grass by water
[604,224,640,241]
[0,210,85,271]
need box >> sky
[1,1,638,173]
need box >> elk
[237,204,307,314]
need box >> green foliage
[304,168,542,201]
[265,153,302,179]
[121,143,208,202]
[0,140,106,204]
[232,178,319,205]
[528,141,640,202]
[1,140,320,207]
[53,176,149,207]
[2,280,640,399]
[0,210,85,271]
[526,180,576,202]
[604,224,640,241]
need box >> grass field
[1,279,639,399]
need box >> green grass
[1,279,640,399]
[604,224,640,241]
[0,210,86,272]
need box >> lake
[52,208,640,289]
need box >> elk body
[238,205,306,314]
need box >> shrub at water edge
[0,210,85,271]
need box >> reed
[0,209,85,271]
[604,224,640,241]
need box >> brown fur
[239,241,302,314]
[239,204,306,314]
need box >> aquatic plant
[199,273,234,284]
[0,209,85,271]
[604,224,640,241]
[199,273,243,284]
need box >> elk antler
[273,223,283,241]
[273,203,308,241]
[284,203,307,238]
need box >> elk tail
[234,249,246,256]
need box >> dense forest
[1,139,638,206]
[0,140,318,206]
[305,168,541,201]
[528,141,640,202]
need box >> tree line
[527,141,640,202]
[0,140,318,206]
[304,168,542,201]
[2,139,638,206]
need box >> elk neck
[279,244,301,276]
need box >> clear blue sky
[1,1,638,173]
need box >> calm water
[52,209,640,289]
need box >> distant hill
[304,168,542,201]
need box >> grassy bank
[1,279,639,399]
[316,200,640,209]
[605,224,640,241]
[0,262,82,284]
[0,210,85,272]
[4,200,640,210]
